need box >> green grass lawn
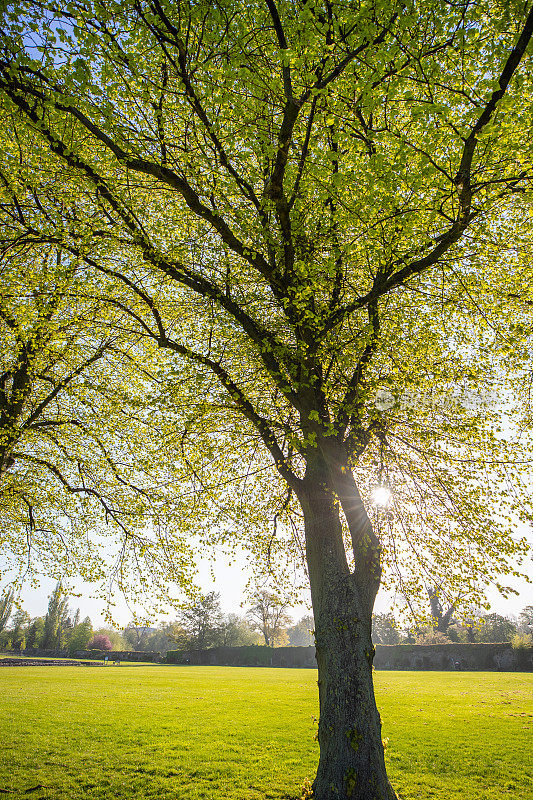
[0,666,531,800]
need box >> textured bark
[299,459,397,800]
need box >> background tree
[475,613,517,643]
[0,588,13,634]
[177,592,225,651]
[219,614,260,647]
[414,627,453,645]
[426,587,456,635]
[372,613,401,646]
[2,1,533,797]
[91,628,126,651]
[67,616,93,653]
[144,622,187,653]
[124,621,191,652]
[41,581,69,650]
[123,612,260,652]
[25,616,45,649]
[453,618,478,644]
[157,621,191,651]
[8,607,30,651]
[518,605,533,635]
[445,611,518,643]
[247,591,292,647]
[287,615,315,647]
[123,626,157,652]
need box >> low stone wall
[10,643,532,670]
[373,642,532,671]
[166,642,533,671]
[73,649,163,662]
[167,644,317,668]
[19,648,71,659]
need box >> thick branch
[454,1,533,205]
[265,0,294,101]
[159,333,302,492]
[336,301,380,439]
[23,343,109,429]
[0,96,302,406]
[324,5,533,330]
[0,67,279,288]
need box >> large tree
[41,580,69,650]
[1,1,533,797]
[177,591,225,650]
[247,589,292,646]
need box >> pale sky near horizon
[6,544,532,631]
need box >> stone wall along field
[166,643,533,671]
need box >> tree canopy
[0,225,198,611]
[0,0,531,611]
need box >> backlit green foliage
[0,0,532,619]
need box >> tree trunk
[428,587,455,633]
[299,459,396,800]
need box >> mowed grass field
[0,666,531,800]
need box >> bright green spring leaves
[0,241,197,614]
[0,0,532,615]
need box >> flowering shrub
[87,634,113,651]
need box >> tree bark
[299,458,396,800]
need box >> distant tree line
[0,583,95,653]
[0,586,316,654]
[372,607,533,646]
[121,591,315,652]
[0,583,110,653]
[2,583,530,655]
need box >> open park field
[0,666,531,800]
